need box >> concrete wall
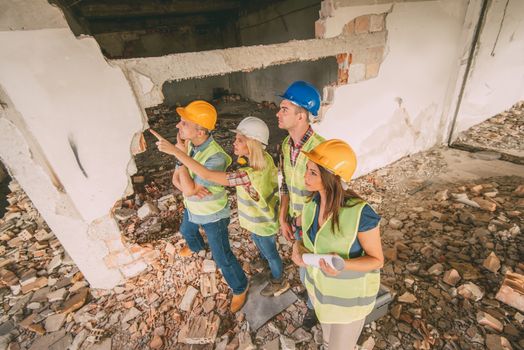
[315,0,471,176]
[0,0,149,288]
[452,0,524,137]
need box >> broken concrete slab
[44,313,67,332]
[242,273,297,331]
[179,285,198,312]
[178,314,220,344]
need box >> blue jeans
[180,209,248,294]
[250,233,283,280]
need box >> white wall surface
[0,29,143,222]
[453,0,524,137]
[315,0,469,176]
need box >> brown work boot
[230,287,249,313]
[178,246,193,257]
[260,278,290,297]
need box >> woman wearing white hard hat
[291,139,384,350]
[156,116,289,297]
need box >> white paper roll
[302,254,345,271]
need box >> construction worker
[291,139,383,350]
[150,100,248,313]
[154,117,290,297]
[277,80,324,328]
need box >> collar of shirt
[288,126,314,149]
[190,135,213,156]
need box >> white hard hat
[232,116,270,145]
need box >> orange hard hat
[176,100,217,130]
[302,139,357,182]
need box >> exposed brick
[370,14,385,32]
[365,46,385,64]
[366,63,380,79]
[355,16,370,34]
[343,20,355,35]
[315,20,325,39]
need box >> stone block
[120,260,148,278]
[200,274,218,298]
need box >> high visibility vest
[183,138,232,216]
[281,133,324,217]
[237,152,279,236]
[302,198,380,324]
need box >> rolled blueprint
[302,254,345,271]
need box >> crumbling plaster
[452,0,524,138]
[114,31,386,108]
[314,0,473,176]
[0,0,148,288]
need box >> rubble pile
[0,182,90,349]
[1,134,522,349]
[453,101,524,163]
[352,172,524,349]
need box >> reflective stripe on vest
[302,199,380,324]
[236,152,279,236]
[282,133,324,217]
[183,138,232,216]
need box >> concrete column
[0,0,147,288]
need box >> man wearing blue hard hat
[276,81,325,330]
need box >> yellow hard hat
[176,100,217,130]
[302,139,357,182]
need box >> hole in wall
[114,57,337,244]
[51,0,321,58]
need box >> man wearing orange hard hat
[151,100,248,313]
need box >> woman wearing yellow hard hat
[154,116,290,298]
[291,139,384,350]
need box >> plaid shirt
[226,170,259,201]
[279,126,315,196]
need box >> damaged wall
[452,0,524,138]
[0,0,148,288]
[314,0,472,176]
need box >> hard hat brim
[230,129,268,146]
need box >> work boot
[230,287,249,313]
[260,278,290,297]
[178,246,193,258]
[302,308,318,331]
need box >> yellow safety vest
[183,138,232,216]
[237,152,279,236]
[302,198,380,324]
[282,132,324,217]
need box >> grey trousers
[320,318,366,350]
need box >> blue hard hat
[278,81,321,116]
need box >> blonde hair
[246,137,267,171]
